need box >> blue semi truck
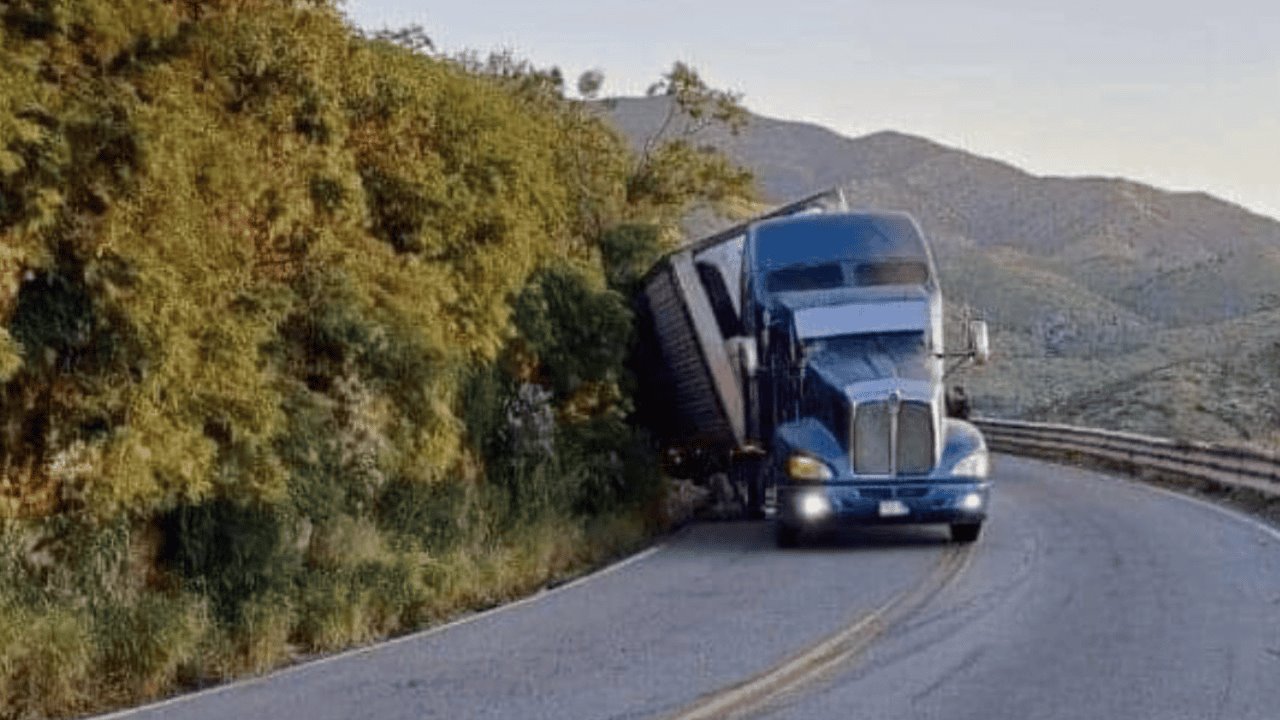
[635,190,992,546]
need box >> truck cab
[738,213,991,546]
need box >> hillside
[605,97,1280,445]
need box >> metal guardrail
[974,418,1280,499]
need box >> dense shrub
[158,500,297,624]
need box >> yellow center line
[665,545,974,720]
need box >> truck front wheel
[775,522,801,548]
[950,522,983,543]
[745,468,765,520]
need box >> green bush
[377,477,474,553]
[598,223,664,294]
[158,500,298,624]
[513,266,632,400]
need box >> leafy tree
[627,61,756,230]
[576,69,604,99]
[368,23,434,54]
[642,61,749,155]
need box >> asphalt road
[105,455,1280,720]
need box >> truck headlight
[787,453,834,483]
[952,451,989,479]
[798,492,832,520]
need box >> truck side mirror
[968,320,990,365]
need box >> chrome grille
[852,401,891,474]
[851,400,935,475]
[897,401,934,474]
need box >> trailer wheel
[950,522,983,543]
[775,522,800,548]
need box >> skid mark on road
[664,544,973,720]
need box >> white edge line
[1127,478,1280,543]
[1010,454,1280,543]
[88,539,670,720]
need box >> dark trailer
[633,190,849,463]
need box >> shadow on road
[787,523,952,550]
[670,520,952,555]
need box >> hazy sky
[343,0,1279,220]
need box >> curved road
[106,456,1280,720]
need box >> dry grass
[0,598,95,719]
[0,509,655,720]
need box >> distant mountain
[603,97,1280,446]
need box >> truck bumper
[776,481,989,529]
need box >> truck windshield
[766,260,929,293]
[766,263,844,292]
[803,331,928,361]
[753,215,928,266]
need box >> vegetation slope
[0,3,753,716]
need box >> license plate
[878,500,910,517]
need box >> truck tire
[731,456,766,520]
[745,472,765,520]
[775,522,800,548]
[950,522,982,543]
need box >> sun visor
[792,300,930,339]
